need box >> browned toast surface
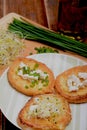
[17,94,71,130]
[7,57,55,96]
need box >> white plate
[0,53,87,130]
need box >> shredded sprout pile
[0,30,24,65]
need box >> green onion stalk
[8,18,87,57]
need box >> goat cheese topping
[19,62,27,68]
[28,96,61,119]
[17,62,49,88]
[78,72,87,80]
[17,62,48,80]
[67,72,87,92]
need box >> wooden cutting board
[0,12,87,76]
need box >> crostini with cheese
[7,57,55,96]
[55,65,87,103]
[17,94,71,130]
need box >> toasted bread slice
[17,94,71,130]
[7,57,55,96]
[55,65,87,103]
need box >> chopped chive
[35,46,58,53]
[25,85,29,89]
[22,66,30,74]
[33,63,39,70]
[29,52,33,55]
[38,88,42,90]
[30,80,39,88]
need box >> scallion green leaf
[8,18,87,57]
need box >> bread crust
[7,57,55,96]
[17,94,71,130]
[55,65,87,103]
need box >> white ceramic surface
[0,53,87,130]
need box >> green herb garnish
[25,85,29,89]
[23,66,30,74]
[43,79,49,86]
[30,80,38,88]
[35,46,58,54]
[33,63,39,70]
